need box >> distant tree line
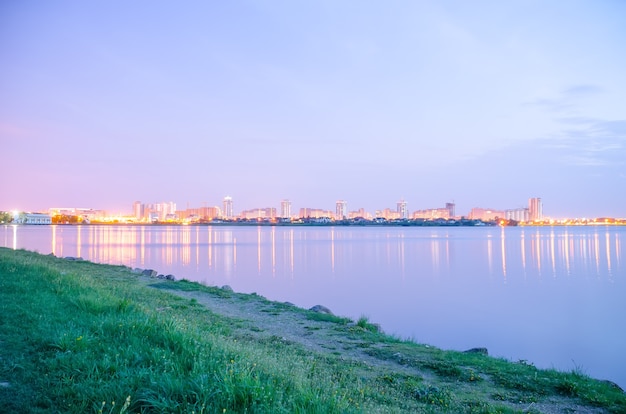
[0,212,12,224]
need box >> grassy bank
[1,248,624,413]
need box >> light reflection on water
[2,224,625,388]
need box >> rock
[392,352,408,364]
[221,285,234,292]
[600,380,624,392]
[309,305,333,315]
[142,269,158,277]
[157,274,166,279]
[165,274,176,281]
[64,256,83,261]
[464,347,489,356]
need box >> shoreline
[2,247,625,413]
[8,220,626,227]
[5,235,626,392]
[132,262,626,392]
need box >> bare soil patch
[147,279,614,414]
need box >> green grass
[305,312,351,325]
[1,247,625,413]
[0,249,353,413]
[355,316,381,333]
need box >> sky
[2,1,625,218]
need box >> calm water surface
[2,224,624,388]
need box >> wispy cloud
[524,97,574,113]
[562,84,603,96]
[523,83,624,168]
[547,118,626,167]
[524,83,604,114]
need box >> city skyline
[2,2,625,217]
[12,194,626,225]
[132,195,545,221]
[5,196,552,221]
[10,193,626,221]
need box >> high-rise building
[468,208,504,221]
[132,201,143,220]
[445,202,455,218]
[412,208,448,219]
[153,202,176,220]
[280,199,292,219]
[336,200,348,220]
[299,208,333,219]
[412,202,454,220]
[505,208,529,222]
[240,208,277,220]
[529,197,543,221]
[133,201,175,221]
[397,199,408,219]
[223,196,234,219]
[177,206,221,221]
[376,208,401,220]
[348,208,369,219]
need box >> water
[2,224,624,388]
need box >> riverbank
[1,248,624,413]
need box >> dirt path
[151,283,416,374]
[147,280,611,414]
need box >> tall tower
[397,199,408,219]
[529,197,543,221]
[132,201,144,220]
[445,202,455,219]
[223,196,234,219]
[280,199,292,219]
[336,200,348,220]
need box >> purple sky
[2,1,625,218]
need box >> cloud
[524,97,574,113]
[522,83,624,168]
[562,84,603,96]
[559,154,613,167]
[468,116,626,172]
[556,115,601,125]
[560,118,626,141]
[524,84,603,114]
[548,118,626,167]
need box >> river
[2,224,624,388]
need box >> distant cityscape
[3,197,625,226]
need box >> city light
[2,196,624,227]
